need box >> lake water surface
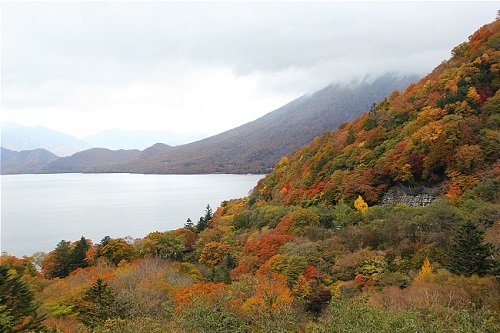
[1,173,264,257]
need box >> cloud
[1,1,498,137]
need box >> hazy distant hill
[0,147,59,174]
[1,122,207,156]
[43,148,141,173]
[123,74,418,174]
[82,128,207,150]
[1,122,90,156]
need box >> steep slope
[0,147,59,174]
[1,122,90,156]
[123,74,417,174]
[253,19,500,206]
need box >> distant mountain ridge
[1,122,91,156]
[82,128,207,150]
[0,147,59,174]
[1,123,208,156]
[1,73,418,175]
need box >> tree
[185,218,194,230]
[446,220,496,277]
[419,257,433,276]
[196,205,213,233]
[140,231,186,260]
[78,278,126,328]
[354,195,368,213]
[199,242,231,268]
[99,238,137,265]
[43,240,71,279]
[68,236,90,272]
[0,265,45,332]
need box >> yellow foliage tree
[354,195,368,213]
[419,257,433,276]
[241,272,292,313]
[467,87,481,105]
[199,241,231,267]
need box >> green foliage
[68,237,90,272]
[308,298,499,333]
[138,231,186,260]
[196,204,213,233]
[78,278,127,329]
[0,265,45,332]
[43,237,91,279]
[176,295,249,333]
[99,238,137,265]
[247,205,289,229]
[446,220,497,277]
[289,207,320,235]
[45,240,71,279]
[45,302,76,318]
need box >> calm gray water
[1,173,264,257]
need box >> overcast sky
[1,1,498,138]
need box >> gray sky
[1,1,498,138]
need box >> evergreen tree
[196,216,207,233]
[0,265,45,332]
[446,220,496,277]
[68,236,90,272]
[78,278,126,328]
[184,218,194,230]
[46,240,71,279]
[196,204,213,233]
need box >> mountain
[253,18,500,207]
[0,147,59,174]
[121,74,418,174]
[82,128,207,150]
[42,148,142,173]
[1,122,91,156]
[4,74,417,175]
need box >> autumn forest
[2,16,500,333]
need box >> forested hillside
[1,17,499,333]
[254,20,500,207]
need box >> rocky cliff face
[381,184,439,206]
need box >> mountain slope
[0,147,59,174]
[82,128,207,150]
[253,19,500,206]
[1,122,90,156]
[123,74,417,174]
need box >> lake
[1,173,265,257]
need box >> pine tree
[46,240,71,279]
[196,204,213,233]
[446,220,496,277]
[184,218,194,230]
[78,278,126,328]
[68,236,90,272]
[0,265,45,332]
